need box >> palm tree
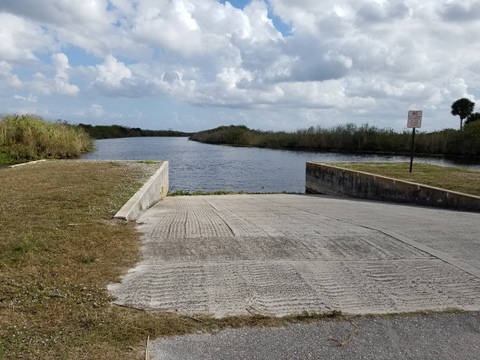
[451,98,475,130]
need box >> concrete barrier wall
[114,161,169,221]
[306,162,480,212]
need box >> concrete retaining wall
[306,162,480,212]
[114,161,169,221]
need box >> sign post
[407,110,422,173]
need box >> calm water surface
[81,137,480,193]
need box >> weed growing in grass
[80,255,97,264]
[137,160,159,164]
[4,232,49,265]
[168,190,198,196]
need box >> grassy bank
[0,161,340,359]
[190,122,480,156]
[332,162,480,197]
[0,114,93,164]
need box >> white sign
[407,110,423,128]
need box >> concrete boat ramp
[109,194,480,317]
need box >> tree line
[189,122,480,156]
[77,123,193,139]
[188,99,480,157]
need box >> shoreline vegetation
[189,123,480,157]
[0,114,93,165]
[2,113,480,166]
[0,114,194,165]
[77,123,193,139]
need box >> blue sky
[1,0,480,132]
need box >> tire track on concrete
[202,196,282,237]
[109,194,480,317]
[111,259,480,316]
[257,195,480,277]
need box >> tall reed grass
[0,114,94,164]
[189,122,480,156]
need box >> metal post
[409,127,416,173]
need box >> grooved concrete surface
[108,194,480,317]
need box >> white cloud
[0,12,52,62]
[89,104,106,117]
[14,93,38,103]
[0,61,22,88]
[24,53,79,96]
[51,53,79,95]
[0,0,479,131]
[93,55,133,90]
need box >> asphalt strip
[148,311,480,360]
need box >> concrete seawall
[114,161,169,221]
[306,162,480,212]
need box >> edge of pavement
[114,161,169,221]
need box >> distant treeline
[78,123,193,139]
[189,122,480,156]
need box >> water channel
[78,137,480,193]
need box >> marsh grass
[332,162,480,196]
[190,122,480,156]
[0,114,93,164]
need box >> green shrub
[0,114,94,164]
[190,123,480,156]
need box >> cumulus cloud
[51,53,80,95]
[24,53,79,96]
[0,61,22,88]
[0,0,480,131]
[93,55,133,90]
[0,12,52,62]
[440,1,480,22]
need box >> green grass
[168,189,246,196]
[0,114,93,164]
[331,162,480,197]
[167,190,296,196]
[137,160,159,164]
